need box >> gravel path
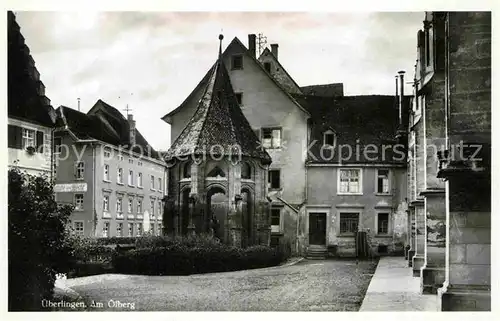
[57,259,377,311]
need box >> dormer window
[235,93,243,105]
[323,130,336,147]
[264,62,271,73]
[231,55,243,70]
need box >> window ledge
[117,182,124,185]
[103,179,111,183]
[137,186,143,189]
[375,193,392,196]
[337,192,363,196]
[103,212,111,218]
[116,215,125,220]
[76,178,85,181]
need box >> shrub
[8,169,74,311]
[113,239,288,276]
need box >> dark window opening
[264,62,271,73]
[378,244,388,254]
[241,162,251,179]
[324,132,335,146]
[271,208,281,226]
[270,235,280,247]
[231,55,243,70]
[339,213,359,234]
[182,162,191,179]
[235,93,242,105]
[268,170,280,189]
[377,213,389,234]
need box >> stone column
[187,194,196,235]
[412,200,425,276]
[420,190,446,293]
[228,160,242,247]
[438,172,491,311]
[407,206,416,267]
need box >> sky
[15,11,424,151]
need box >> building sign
[54,183,88,193]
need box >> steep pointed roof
[165,36,272,164]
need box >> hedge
[113,243,289,275]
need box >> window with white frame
[103,222,109,237]
[128,198,133,213]
[74,194,84,210]
[137,199,142,214]
[103,195,109,212]
[117,222,123,237]
[136,223,142,236]
[104,148,111,158]
[151,175,155,190]
[377,213,389,235]
[117,168,123,184]
[261,128,281,149]
[128,223,133,237]
[116,197,123,213]
[128,159,133,164]
[158,200,162,216]
[158,177,162,191]
[270,207,281,233]
[376,169,390,194]
[137,172,143,187]
[128,170,134,186]
[75,162,85,180]
[339,212,359,234]
[104,164,110,181]
[339,169,361,194]
[73,221,84,236]
[150,199,155,217]
[22,128,36,149]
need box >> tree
[8,168,74,311]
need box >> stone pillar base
[404,245,411,260]
[420,266,445,294]
[408,250,415,267]
[438,285,491,311]
[412,255,425,277]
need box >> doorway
[309,212,327,245]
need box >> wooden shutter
[36,131,44,153]
[15,126,23,149]
[8,125,17,148]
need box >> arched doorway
[206,186,227,242]
[241,188,253,247]
[180,187,191,235]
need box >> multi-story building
[163,34,411,256]
[53,100,167,238]
[406,12,491,311]
[8,11,56,177]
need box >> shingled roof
[56,101,161,160]
[300,83,344,97]
[293,94,411,164]
[8,11,55,127]
[165,40,272,164]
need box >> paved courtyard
[56,259,377,311]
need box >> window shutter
[8,125,17,148]
[15,126,23,149]
[36,131,44,153]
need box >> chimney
[398,71,405,126]
[128,114,136,146]
[248,34,256,58]
[271,43,279,60]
